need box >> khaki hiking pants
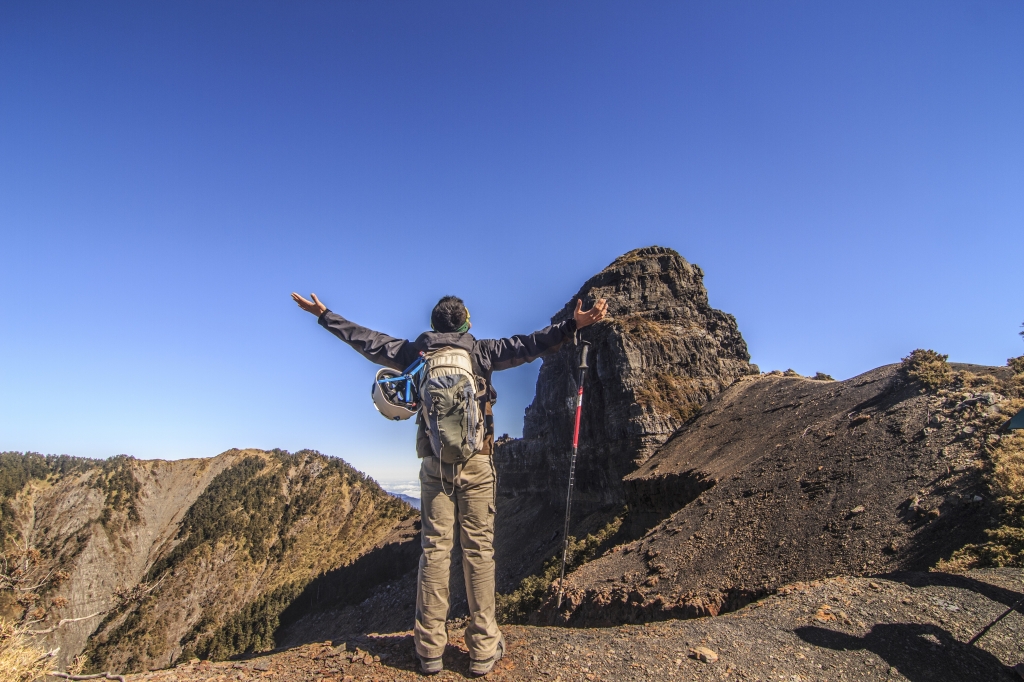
[415,453,502,661]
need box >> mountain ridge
[0,448,414,673]
[4,246,1022,681]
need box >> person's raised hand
[574,298,608,329]
[291,292,327,317]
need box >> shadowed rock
[494,246,757,589]
[546,363,1010,625]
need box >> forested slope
[0,449,414,673]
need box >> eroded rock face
[493,247,756,587]
[496,246,756,511]
[1,449,414,672]
[2,454,241,669]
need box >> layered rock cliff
[493,247,757,587]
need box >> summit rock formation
[493,246,758,588]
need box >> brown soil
[545,363,1010,625]
[122,568,1024,682]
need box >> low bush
[0,618,49,682]
[942,399,1024,570]
[900,349,953,389]
[496,515,622,624]
[1008,355,1024,376]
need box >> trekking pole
[557,340,591,609]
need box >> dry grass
[958,371,1004,392]
[1009,355,1024,376]
[941,397,1024,571]
[608,250,646,267]
[0,618,49,682]
[633,371,705,423]
[991,422,1024,498]
[614,314,670,344]
[901,349,953,389]
[496,516,623,624]
[603,247,680,272]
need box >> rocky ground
[121,568,1023,682]
[546,363,1017,626]
[271,359,1023,667]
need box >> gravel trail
[124,569,1023,682]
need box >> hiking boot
[469,635,505,676]
[417,653,443,675]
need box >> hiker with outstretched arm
[291,292,608,676]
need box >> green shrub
[812,372,834,381]
[0,453,96,550]
[98,456,142,526]
[1009,355,1024,376]
[146,456,287,579]
[940,411,1024,571]
[900,349,952,389]
[946,496,1024,570]
[496,515,622,624]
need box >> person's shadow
[796,622,1017,681]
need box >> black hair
[431,295,467,333]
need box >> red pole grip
[572,386,584,449]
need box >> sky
[1,1,1022,486]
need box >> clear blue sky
[2,1,1022,483]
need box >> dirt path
[124,569,1023,682]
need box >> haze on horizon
[1,2,1022,483]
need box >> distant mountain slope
[0,449,414,673]
[389,493,420,510]
[1,451,245,669]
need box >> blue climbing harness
[376,353,427,406]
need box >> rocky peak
[496,246,757,517]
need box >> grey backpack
[418,347,486,464]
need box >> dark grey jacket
[318,310,576,456]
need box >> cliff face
[498,246,756,508]
[1,453,241,669]
[493,247,756,587]
[0,449,413,673]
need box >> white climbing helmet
[371,367,418,421]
